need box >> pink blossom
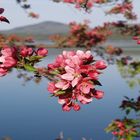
[133,36,139,40]
[47,63,57,70]
[87,1,94,8]
[77,78,94,94]
[62,103,72,112]
[55,80,70,90]
[0,56,17,68]
[62,50,75,59]
[63,0,75,3]
[118,130,124,136]
[20,47,33,57]
[0,68,7,76]
[47,82,58,94]
[137,39,140,45]
[70,24,81,33]
[95,60,107,70]
[77,94,93,104]
[37,48,48,57]
[58,99,66,105]
[47,50,107,111]
[0,47,17,76]
[77,50,93,64]
[61,66,81,87]
[61,66,75,81]
[65,56,81,68]
[94,90,104,99]
[88,71,99,80]
[3,57,17,68]
[112,131,118,136]
[76,0,84,4]
[73,103,81,111]
[1,46,14,57]
[115,121,124,128]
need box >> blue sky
[0,0,140,30]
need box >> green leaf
[94,80,102,86]
[130,131,138,136]
[105,124,116,132]
[126,108,131,115]
[29,56,43,61]
[50,70,60,75]
[55,90,66,96]
[126,135,133,140]
[124,96,130,100]
[49,94,54,97]
[24,64,36,72]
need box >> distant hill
[0,21,135,45]
[1,21,69,40]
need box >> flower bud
[20,47,33,57]
[133,36,138,40]
[73,104,81,111]
[137,39,140,45]
[37,48,48,57]
[62,104,71,112]
[95,60,107,70]
[94,90,104,99]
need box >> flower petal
[72,77,80,87]
[61,73,74,81]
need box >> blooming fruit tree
[0,0,140,113]
[0,44,107,111]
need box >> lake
[0,48,140,140]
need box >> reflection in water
[55,132,64,140]
[16,70,42,86]
[1,133,94,140]
[54,132,93,140]
[1,136,12,140]
[1,133,93,140]
[117,59,140,88]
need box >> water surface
[0,48,139,140]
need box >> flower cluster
[63,0,94,11]
[6,34,22,43]
[47,50,107,111]
[105,45,123,56]
[69,22,112,48]
[49,21,112,49]
[62,0,118,11]
[18,46,48,73]
[0,34,35,46]
[133,36,140,45]
[0,46,17,76]
[0,45,48,76]
[24,36,35,43]
[106,119,140,140]
[107,2,137,20]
